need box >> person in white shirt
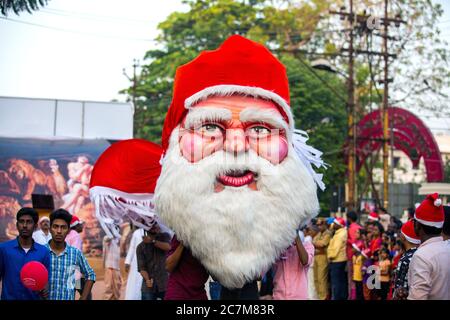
[32,216,52,245]
[305,225,319,300]
[124,227,145,300]
[103,233,122,300]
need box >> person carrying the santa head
[392,219,420,300]
[408,193,450,300]
[154,35,325,297]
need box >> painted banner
[0,138,112,257]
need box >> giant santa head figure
[154,35,325,289]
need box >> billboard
[0,137,111,257]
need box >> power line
[40,8,158,25]
[0,16,157,42]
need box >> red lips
[217,170,255,187]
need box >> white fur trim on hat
[401,230,421,245]
[334,219,344,227]
[414,214,444,228]
[184,84,294,132]
[352,242,362,252]
[368,215,379,221]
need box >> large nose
[223,128,248,155]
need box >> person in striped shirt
[47,209,96,300]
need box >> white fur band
[401,230,421,245]
[414,214,444,228]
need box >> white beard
[155,127,319,289]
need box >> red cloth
[369,237,382,257]
[346,222,362,260]
[161,35,290,151]
[90,139,162,193]
[164,235,209,300]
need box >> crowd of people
[296,198,450,300]
[1,193,450,300]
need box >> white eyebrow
[183,107,232,128]
[239,107,289,132]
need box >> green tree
[0,0,48,16]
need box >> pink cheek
[252,136,288,164]
[180,133,223,162]
[180,133,203,162]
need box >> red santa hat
[161,35,293,152]
[361,248,371,259]
[352,240,365,252]
[401,219,421,244]
[334,217,346,227]
[70,216,84,228]
[368,212,379,222]
[414,193,445,228]
[89,139,164,238]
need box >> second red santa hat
[401,219,421,244]
[414,193,445,228]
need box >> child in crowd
[361,248,374,300]
[378,247,391,300]
[352,241,365,300]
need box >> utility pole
[382,0,390,210]
[330,2,357,211]
[347,0,356,211]
[330,0,405,211]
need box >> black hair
[396,240,405,251]
[374,222,385,234]
[407,207,415,219]
[379,207,388,214]
[417,221,442,235]
[380,247,390,257]
[16,207,39,224]
[50,209,72,227]
[347,211,357,223]
[443,206,450,236]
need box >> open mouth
[217,169,256,187]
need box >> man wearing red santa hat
[155,35,325,296]
[408,193,450,300]
[392,219,420,300]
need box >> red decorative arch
[353,107,444,182]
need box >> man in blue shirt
[47,209,96,300]
[0,207,51,300]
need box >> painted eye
[197,123,223,136]
[248,126,271,136]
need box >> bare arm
[295,236,309,266]
[80,280,94,300]
[154,239,171,252]
[166,242,184,273]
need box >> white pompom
[434,198,442,207]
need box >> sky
[0,0,188,101]
[0,0,449,133]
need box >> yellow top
[327,227,348,263]
[379,259,391,282]
[352,255,364,281]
